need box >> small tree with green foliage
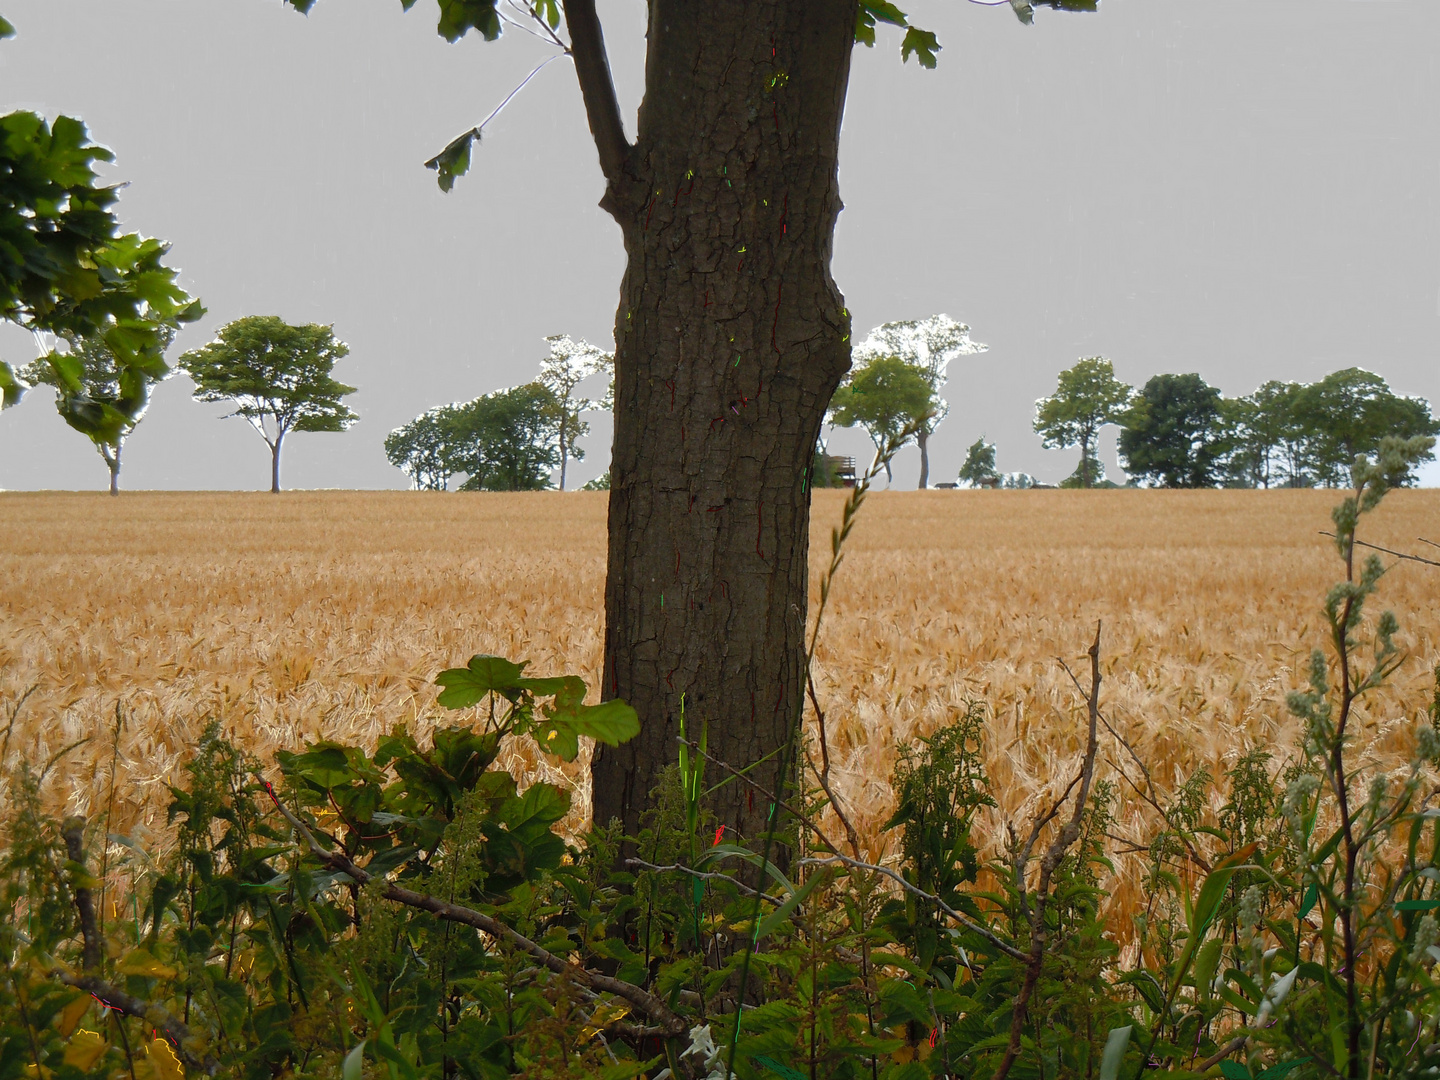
[853,314,986,487]
[1119,372,1224,488]
[179,316,357,493]
[958,436,999,487]
[19,329,175,494]
[449,382,559,491]
[535,333,612,490]
[828,354,936,484]
[1033,357,1132,488]
[1293,367,1438,487]
[384,405,458,491]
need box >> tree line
[1029,357,1438,489]
[820,332,1437,490]
[383,335,613,492]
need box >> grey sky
[1,0,1436,491]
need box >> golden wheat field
[2,488,1437,924]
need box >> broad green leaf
[1098,1025,1132,1080]
[0,16,14,38]
[117,947,178,978]
[562,699,640,747]
[900,27,941,69]
[1193,938,1223,1001]
[1258,1061,1310,1080]
[425,127,477,192]
[1219,1062,1252,1080]
[0,361,21,407]
[64,1029,109,1070]
[1298,882,1318,919]
[1396,898,1440,911]
[435,654,528,708]
[503,781,570,829]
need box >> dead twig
[992,622,1105,1080]
[1319,530,1440,568]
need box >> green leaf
[424,128,478,193]
[900,27,941,69]
[1259,1060,1310,1079]
[502,782,570,830]
[754,868,830,943]
[753,1056,808,1080]
[0,361,21,408]
[1098,1026,1132,1080]
[1191,843,1258,938]
[1219,1063,1252,1080]
[560,699,640,747]
[1298,882,1318,919]
[1396,899,1440,911]
[600,1058,663,1080]
[435,654,529,708]
[343,1041,366,1080]
[861,1,908,26]
[0,17,14,40]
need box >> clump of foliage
[4,436,1439,1080]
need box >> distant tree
[1059,448,1109,488]
[385,405,459,491]
[853,315,987,487]
[1293,368,1438,487]
[827,354,935,484]
[449,383,560,492]
[1119,373,1224,488]
[1033,357,1132,488]
[0,110,202,426]
[535,334,613,490]
[1215,380,1309,488]
[957,436,999,488]
[179,316,357,493]
[19,329,175,494]
[580,470,610,491]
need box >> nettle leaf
[435,653,529,708]
[533,0,560,30]
[424,128,478,194]
[901,27,941,69]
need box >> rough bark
[916,428,929,489]
[586,1,857,849]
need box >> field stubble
[2,488,1436,931]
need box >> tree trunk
[590,1,856,850]
[916,428,930,489]
[271,431,284,494]
[102,441,121,496]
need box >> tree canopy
[0,109,201,428]
[448,383,560,491]
[1294,368,1439,487]
[179,316,357,493]
[1118,372,1224,488]
[828,354,936,483]
[958,436,999,488]
[20,329,175,494]
[385,405,460,491]
[852,314,986,488]
[534,333,612,491]
[1032,357,1132,489]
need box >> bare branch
[564,0,632,189]
[1319,530,1440,568]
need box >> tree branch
[58,817,218,1074]
[564,0,631,190]
[264,781,687,1038]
